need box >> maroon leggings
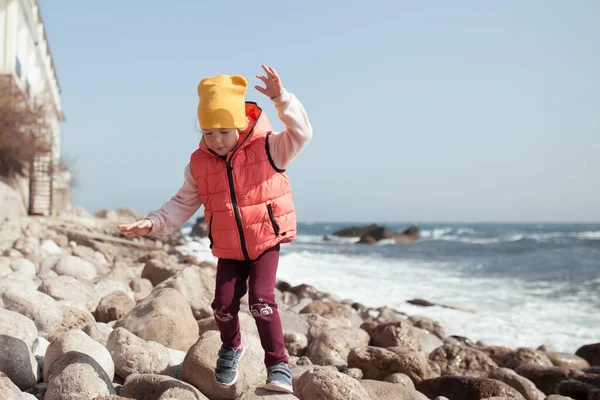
[211,244,287,367]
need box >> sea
[178,222,600,354]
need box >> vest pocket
[266,203,281,236]
[208,215,214,249]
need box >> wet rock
[546,352,590,369]
[500,348,554,370]
[576,343,600,367]
[417,376,526,400]
[515,363,575,395]
[489,367,546,400]
[429,344,498,377]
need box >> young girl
[118,65,312,393]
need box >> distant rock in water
[190,217,207,238]
[329,224,419,244]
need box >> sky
[40,1,600,223]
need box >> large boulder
[95,291,135,323]
[114,288,199,351]
[358,225,419,244]
[514,363,577,395]
[38,275,100,312]
[0,371,37,400]
[43,330,115,382]
[416,376,526,400]
[366,320,421,351]
[44,351,116,399]
[305,327,370,366]
[576,343,600,367]
[52,255,97,282]
[106,328,170,379]
[118,373,208,400]
[0,287,62,339]
[545,352,590,369]
[499,348,554,369]
[0,308,38,349]
[180,330,265,400]
[348,346,432,383]
[293,366,371,400]
[152,266,216,319]
[0,334,39,391]
[49,302,96,341]
[299,301,363,327]
[488,367,546,400]
[429,344,499,377]
[83,323,114,347]
[141,259,184,287]
[360,379,429,400]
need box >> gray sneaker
[215,345,245,386]
[263,362,293,393]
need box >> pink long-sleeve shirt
[146,89,312,235]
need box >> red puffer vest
[190,102,296,261]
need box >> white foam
[277,247,599,353]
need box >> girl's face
[202,128,240,156]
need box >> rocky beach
[0,182,599,400]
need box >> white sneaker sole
[218,345,245,387]
[263,380,294,394]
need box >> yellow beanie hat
[197,74,247,129]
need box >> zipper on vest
[266,203,281,236]
[207,215,214,249]
[226,162,251,261]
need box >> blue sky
[41,1,600,223]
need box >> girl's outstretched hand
[255,64,283,99]
[118,218,153,238]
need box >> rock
[289,284,335,302]
[305,327,370,366]
[344,367,363,380]
[13,238,41,267]
[141,259,184,286]
[0,287,62,339]
[307,315,352,341]
[279,311,321,337]
[0,272,39,292]
[94,280,134,301]
[44,351,115,399]
[95,209,119,220]
[152,266,216,320]
[49,303,96,341]
[556,379,599,399]
[546,352,590,369]
[180,330,266,400]
[417,376,526,400]
[95,292,135,323]
[114,288,199,352]
[360,379,429,400]
[118,373,208,399]
[0,334,40,390]
[429,344,499,377]
[299,301,363,327]
[294,366,370,400]
[544,396,575,400]
[480,346,514,366]
[52,255,97,281]
[0,308,38,349]
[38,275,99,312]
[106,327,170,379]
[515,363,575,395]
[331,224,379,237]
[366,320,421,351]
[40,240,63,260]
[499,348,554,369]
[239,387,299,399]
[358,225,419,244]
[190,217,207,237]
[83,323,114,347]
[0,371,37,400]
[385,372,416,389]
[348,346,431,383]
[489,367,546,400]
[284,332,309,357]
[10,258,36,278]
[412,326,444,355]
[130,278,153,301]
[43,330,115,382]
[576,343,600,367]
[33,336,50,364]
[408,315,449,340]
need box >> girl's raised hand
[117,218,153,238]
[255,64,283,99]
